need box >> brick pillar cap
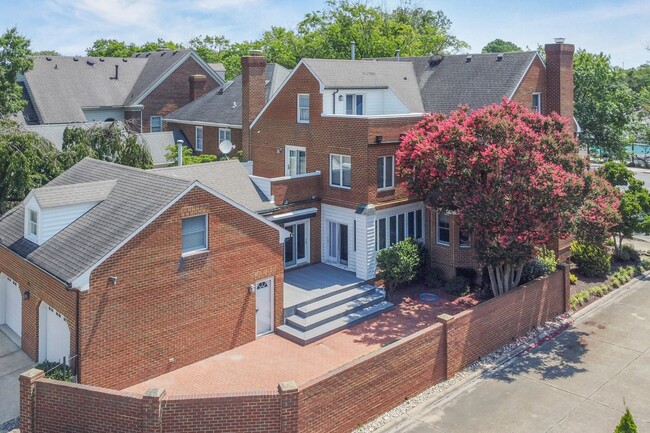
[144,388,166,399]
[278,381,298,393]
[437,313,455,323]
[189,74,207,81]
[20,368,45,380]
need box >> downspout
[75,287,80,382]
[332,89,339,115]
[140,109,143,133]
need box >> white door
[284,220,309,268]
[2,275,22,337]
[39,302,71,364]
[327,221,349,266]
[255,278,273,337]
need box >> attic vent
[73,57,79,62]
[428,55,443,67]
[122,58,127,62]
[465,55,472,63]
[173,51,178,55]
[99,58,105,62]
[45,57,52,61]
[134,53,141,58]
[146,53,151,57]
[87,60,95,66]
[160,52,166,56]
[496,53,504,61]
[232,101,237,109]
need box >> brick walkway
[125,288,468,396]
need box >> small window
[376,218,387,250]
[437,214,450,245]
[377,156,395,189]
[181,215,208,254]
[459,229,471,248]
[345,94,364,115]
[389,215,397,246]
[532,93,542,113]
[330,154,351,188]
[195,126,203,151]
[218,128,231,144]
[150,116,163,132]
[28,209,38,237]
[297,94,310,123]
[286,146,306,176]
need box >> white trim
[165,119,242,129]
[297,93,310,124]
[195,125,203,151]
[269,170,321,182]
[329,154,352,188]
[532,92,542,114]
[377,155,395,190]
[181,213,208,254]
[267,207,318,222]
[218,127,231,144]
[436,213,450,246]
[321,113,423,119]
[150,115,163,133]
[70,181,290,290]
[255,276,275,337]
[344,93,365,115]
[285,145,306,176]
[132,51,225,105]
[508,52,545,100]
[283,218,311,269]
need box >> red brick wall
[270,175,321,205]
[426,211,481,280]
[445,266,568,377]
[268,202,322,266]
[139,56,220,133]
[298,323,446,433]
[80,186,284,389]
[0,247,77,363]
[545,43,575,129]
[511,56,546,111]
[170,123,242,156]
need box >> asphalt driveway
[376,275,650,433]
[0,329,34,426]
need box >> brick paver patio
[125,288,469,395]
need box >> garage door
[39,302,71,364]
[2,275,22,337]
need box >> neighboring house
[165,63,290,156]
[0,157,288,389]
[18,49,224,133]
[24,122,175,167]
[241,40,575,283]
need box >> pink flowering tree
[574,171,621,248]
[397,100,589,296]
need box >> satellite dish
[218,140,234,155]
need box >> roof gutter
[164,119,242,128]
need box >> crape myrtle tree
[574,171,621,248]
[396,100,590,296]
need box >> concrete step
[295,284,377,318]
[288,291,386,331]
[277,300,395,346]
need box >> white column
[354,204,377,280]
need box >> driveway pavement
[375,275,650,433]
[0,329,34,425]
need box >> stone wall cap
[278,380,299,393]
[20,368,45,380]
[144,388,166,398]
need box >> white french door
[327,221,349,266]
[284,220,309,268]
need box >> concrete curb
[369,270,649,432]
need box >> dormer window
[345,94,364,115]
[28,209,39,237]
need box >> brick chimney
[189,74,208,102]
[241,51,267,161]
[545,39,574,131]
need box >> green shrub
[613,244,641,263]
[444,276,471,297]
[521,247,557,284]
[571,241,611,277]
[35,361,75,382]
[605,238,615,247]
[376,238,425,292]
[570,273,578,285]
[588,284,609,298]
[569,290,590,310]
[614,407,638,433]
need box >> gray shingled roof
[302,58,424,112]
[137,131,174,167]
[151,161,275,213]
[33,180,117,208]
[376,52,538,114]
[165,64,289,125]
[0,158,191,284]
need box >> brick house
[0,157,288,389]
[241,40,575,282]
[18,49,224,134]
[165,63,290,155]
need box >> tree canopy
[86,38,183,58]
[396,100,593,295]
[481,39,522,53]
[0,27,33,116]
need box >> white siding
[322,89,410,115]
[83,108,125,122]
[40,202,99,244]
[321,204,356,273]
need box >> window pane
[342,156,351,187]
[298,150,306,174]
[331,155,341,185]
[416,210,423,239]
[407,211,415,238]
[389,216,397,245]
[377,157,385,188]
[346,95,353,115]
[297,223,306,259]
[182,215,206,252]
[298,95,309,121]
[356,95,363,115]
[438,214,450,244]
[385,156,394,188]
[459,230,471,247]
[398,214,405,241]
[378,218,386,250]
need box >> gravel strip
[354,312,572,433]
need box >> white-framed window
[181,215,208,255]
[345,94,364,115]
[195,126,203,151]
[218,128,231,144]
[437,213,450,246]
[459,229,471,248]
[377,156,395,189]
[532,93,542,113]
[375,209,423,251]
[28,209,38,237]
[297,94,310,123]
[150,116,163,132]
[330,154,351,188]
[285,145,306,176]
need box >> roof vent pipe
[351,41,356,60]
[177,140,184,167]
[395,49,400,62]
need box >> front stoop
[277,284,394,345]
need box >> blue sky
[2,0,649,67]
